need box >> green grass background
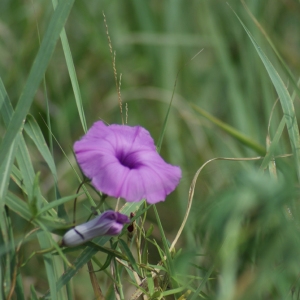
[1,0,300,299]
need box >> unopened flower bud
[62,211,130,247]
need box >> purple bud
[62,211,130,247]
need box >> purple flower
[74,121,181,204]
[62,211,130,247]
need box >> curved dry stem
[169,156,263,252]
[171,153,293,252]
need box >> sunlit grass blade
[24,114,57,180]
[230,6,300,181]
[51,0,87,133]
[0,0,75,177]
[191,103,266,155]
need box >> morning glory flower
[62,210,130,247]
[74,121,181,204]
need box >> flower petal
[74,121,181,203]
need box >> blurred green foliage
[194,170,300,299]
[1,0,300,299]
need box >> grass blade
[230,6,300,181]
[24,114,57,180]
[36,193,82,217]
[241,0,300,100]
[37,232,58,299]
[118,239,141,276]
[191,103,266,155]
[0,79,20,202]
[0,0,75,176]
[51,0,87,133]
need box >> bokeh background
[1,0,300,299]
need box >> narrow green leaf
[260,79,300,170]
[28,172,41,217]
[37,231,58,299]
[16,139,38,203]
[30,285,39,300]
[118,239,141,276]
[189,261,215,300]
[146,271,155,296]
[51,0,87,133]
[241,1,300,100]
[6,191,32,221]
[0,138,19,202]
[96,250,115,272]
[0,69,51,222]
[156,93,176,153]
[6,192,66,233]
[260,117,285,170]
[0,44,52,212]
[161,286,188,297]
[0,79,21,204]
[37,193,83,217]
[0,76,15,124]
[153,206,174,274]
[8,209,25,300]
[0,0,75,178]
[14,273,26,300]
[0,89,56,217]
[10,165,57,218]
[86,241,127,260]
[24,114,57,180]
[0,211,12,298]
[231,6,300,181]
[191,103,266,155]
